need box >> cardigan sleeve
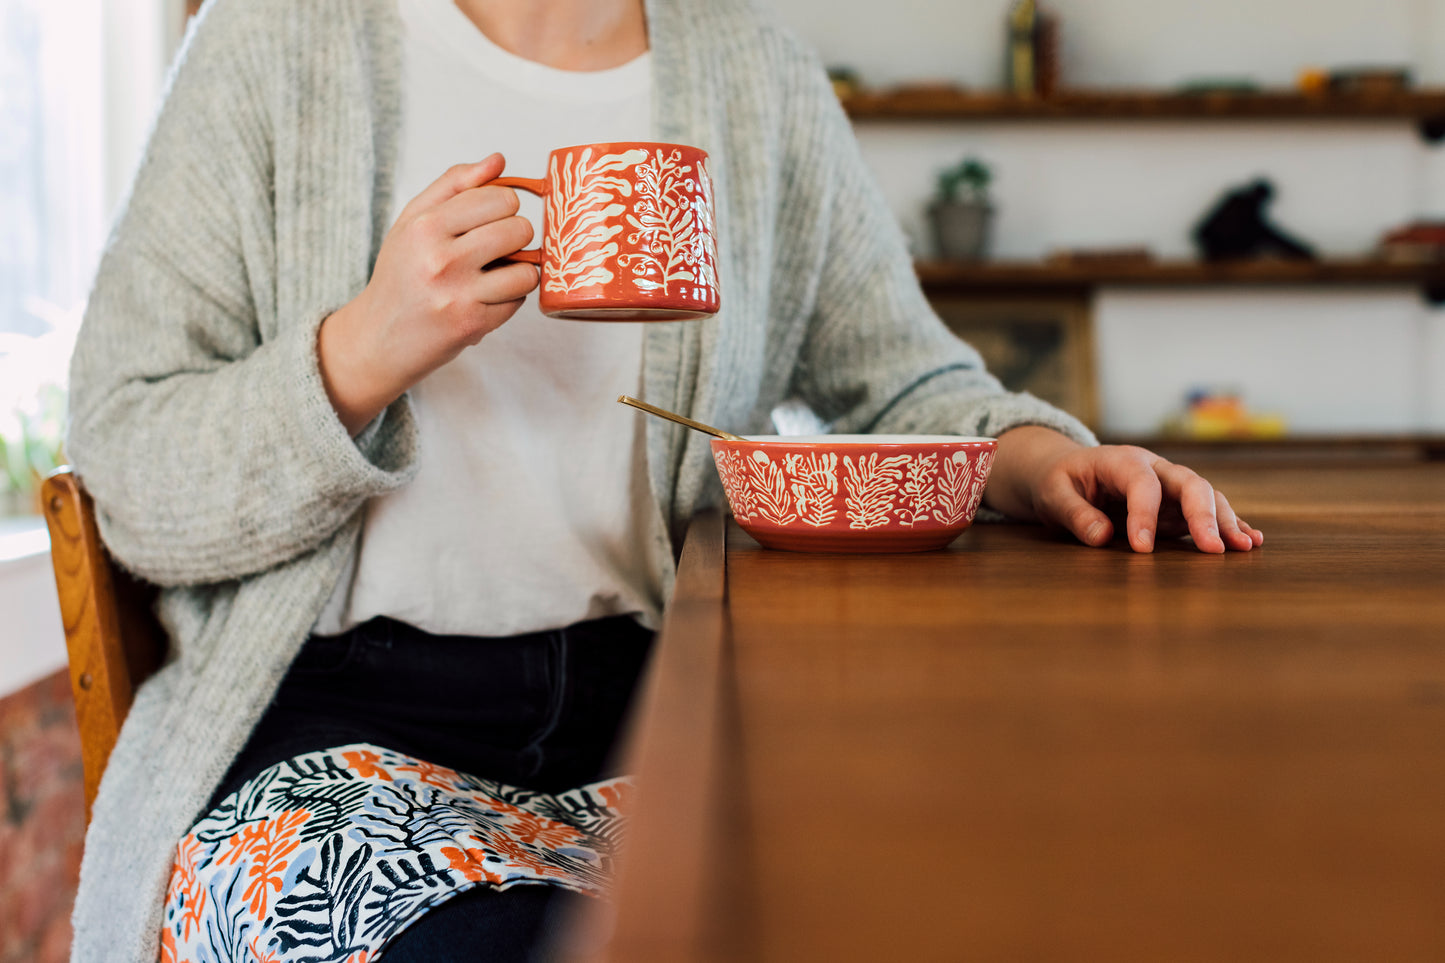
[65,0,416,588]
[777,47,1097,448]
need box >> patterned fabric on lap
[160,743,629,962]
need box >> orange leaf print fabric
[342,748,393,781]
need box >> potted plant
[0,384,66,517]
[929,157,994,261]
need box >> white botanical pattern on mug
[842,453,910,530]
[784,451,839,527]
[544,147,648,294]
[618,149,718,297]
[892,455,939,527]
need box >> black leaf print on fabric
[362,851,458,937]
[202,864,253,963]
[272,834,375,959]
[274,774,373,845]
[195,766,289,848]
[352,782,505,854]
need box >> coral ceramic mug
[495,142,720,321]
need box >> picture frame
[928,295,1099,430]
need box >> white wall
[771,0,1445,435]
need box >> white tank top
[315,0,665,637]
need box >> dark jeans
[209,614,656,962]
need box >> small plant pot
[929,200,994,261]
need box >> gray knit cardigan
[65,0,1094,957]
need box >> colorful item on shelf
[1297,67,1330,96]
[1004,2,1059,98]
[1006,0,1037,96]
[1161,390,1287,441]
[1377,221,1445,263]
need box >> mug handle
[493,176,548,266]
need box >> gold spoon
[616,395,746,442]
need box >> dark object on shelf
[1378,220,1445,263]
[1329,67,1413,95]
[1034,10,1059,98]
[1047,246,1155,267]
[1192,179,1316,262]
[1178,79,1264,95]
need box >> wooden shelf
[841,88,1445,138]
[916,258,1445,299]
[1101,434,1445,465]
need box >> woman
[66,0,1261,959]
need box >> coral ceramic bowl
[711,435,998,553]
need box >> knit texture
[65,0,1094,958]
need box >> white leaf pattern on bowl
[716,447,993,533]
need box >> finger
[1212,490,1256,552]
[475,260,541,305]
[1156,462,1225,553]
[1070,448,1164,552]
[429,184,523,238]
[1119,459,1164,553]
[1236,515,1265,546]
[397,154,506,224]
[1036,473,1115,547]
[458,214,537,269]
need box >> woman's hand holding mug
[318,153,541,435]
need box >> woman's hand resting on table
[983,426,1264,553]
[318,153,540,435]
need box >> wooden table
[588,464,1445,962]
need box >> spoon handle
[616,395,746,442]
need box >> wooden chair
[41,467,164,823]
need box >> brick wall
[0,670,84,963]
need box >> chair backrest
[41,467,164,823]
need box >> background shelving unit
[841,85,1445,451]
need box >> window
[0,0,178,516]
